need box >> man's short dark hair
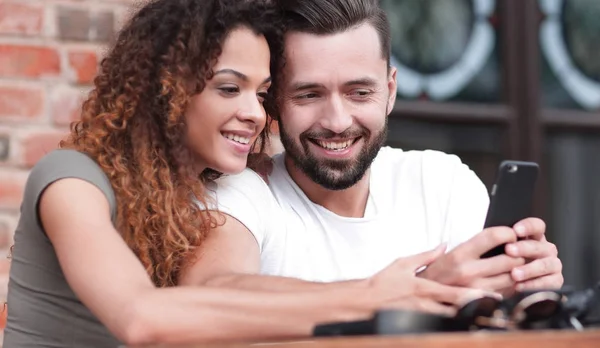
[279,0,391,68]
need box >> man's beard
[279,120,387,191]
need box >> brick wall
[0,0,138,307]
[0,0,283,323]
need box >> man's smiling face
[278,23,397,190]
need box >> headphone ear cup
[456,296,502,321]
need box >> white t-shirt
[210,146,490,282]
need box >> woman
[3,0,371,346]
[4,0,483,345]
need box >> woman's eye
[219,86,240,94]
[257,92,268,102]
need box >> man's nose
[318,94,352,134]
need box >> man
[183,0,563,313]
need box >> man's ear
[386,66,397,116]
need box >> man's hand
[418,218,563,295]
[418,225,526,295]
[505,218,563,291]
[368,245,496,317]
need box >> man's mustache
[301,127,368,140]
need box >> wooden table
[141,329,600,348]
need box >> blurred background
[0,0,599,325]
[380,0,600,291]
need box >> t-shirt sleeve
[204,169,275,251]
[24,149,117,229]
[442,156,490,250]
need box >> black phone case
[480,160,539,258]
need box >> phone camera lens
[508,165,518,173]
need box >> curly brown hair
[59,0,283,287]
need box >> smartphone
[480,160,539,258]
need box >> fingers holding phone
[420,161,540,294]
[468,225,519,259]
[480,161,539,258]
[504,219,552,259]
[477,161,563,291]
[369,246,496,317]
[421,160,562,295]
[502,218,563,291]
[511,259,564,291]
[418,228,525,294]
[512,217,547,241]
[445,217,563,293]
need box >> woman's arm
[179,214,367,291]
[40,178,377,345]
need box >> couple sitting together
[3,0,563,347]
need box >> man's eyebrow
[344,77,378,87]
[214,69,271,84]
[289,82,325,91]
[289,77,379,91]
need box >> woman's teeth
[223,132,250,145]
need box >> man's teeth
[316,139,353,150]
[223,133,250,145]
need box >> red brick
[57,7,115,42]
[0,170,26,210]
[67,50,98,84]
[0,45,60,79]
[0,2,44,36]
[51,86,86,126]
[20,131,69,168]
[0,85,45,120]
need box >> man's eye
[352,90,371,97]
[297,93,318,99]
